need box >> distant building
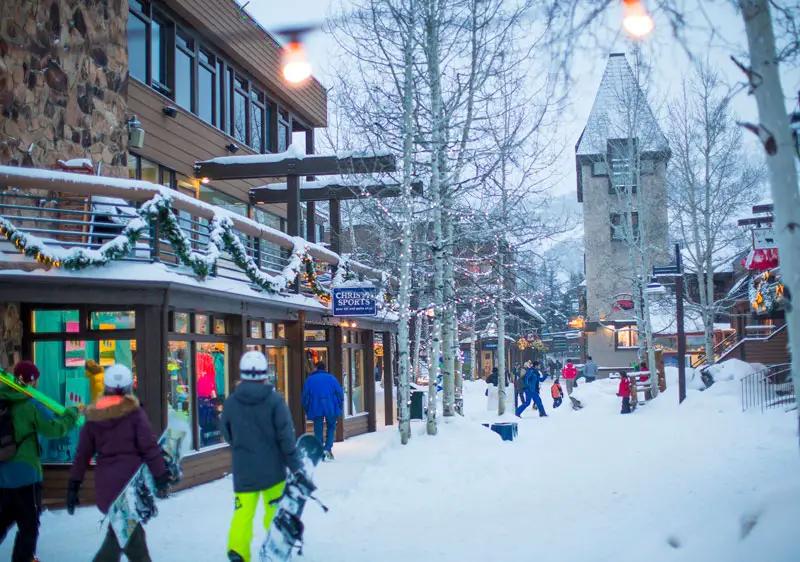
[575,53,670,369]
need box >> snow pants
[228,481,286,562]
[93,523,150,562]
[553,397,562,409]
[515,391,546,417]
[621,397,631,414]
[0,483,41,562]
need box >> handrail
[741,363,794,412]
[690,331,740,368]
[0,165,388,281]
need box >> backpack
[0,400,17,461]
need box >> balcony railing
[741,363,794,412]
[0,166,388,303]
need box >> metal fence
[741,363,794,412]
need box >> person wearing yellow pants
[222,352,302,562]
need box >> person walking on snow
[617,373,632,414]
[0,361,80,562]
[551,377,563,409]
[222,351,302,562]
[302,361,343,462]
[583,356,598,383]
[561,361,583,410]
[515,361,547,418]
[67,363,169,562]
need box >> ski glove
[154,473,171,499]
[66,480,81,515]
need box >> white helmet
[104,364,134,395]
[240,351,269,381]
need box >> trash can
[482,422,518,441]
[410,390,426,420]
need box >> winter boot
[324,450,334,461]
[228,550,245,562]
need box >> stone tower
[575,53,670,367]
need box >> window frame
[610,211,640,242]
[607,138,639,195]
[614,326,639,350]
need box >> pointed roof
[575,53,669,157]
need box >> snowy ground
[4,361,799,561]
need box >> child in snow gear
[551,378,563,408]
[617,373,632,414]
[302,361,343,461]
[67,363,169,562]
[223,351,303,562]
[515,361,547,418]
[0,361,80,562]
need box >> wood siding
[128,80,286,217]
[733,325,791,366]
[162,0,327,128]
[343,413,369,439]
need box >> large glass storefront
[342,329,366,417]
[168,312,231,451]
[29,309,136,463]
[247,319,289,397]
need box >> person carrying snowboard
[515,361,547,418]
[66,363,169,562]
[0,360,80,562]
[222,351,302,562]
[302,361,343,461]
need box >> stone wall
[0,0,129,177]
[0,302,22,370]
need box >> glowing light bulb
[283,42,312,83]
[622,0,654,38]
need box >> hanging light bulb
[622,0,654,38]
[283,38,312,84]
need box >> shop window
[247,345,289,397]
[140,158,159,184]
[304,347,328,378]
[276,324,286,338]
[34,337,135,462]
[305,329,327,342]
[343,348,365,416]
[250,321,263,339]
[264,323,274,339]
[615,328,639,349]
[194,314,210,334]
[32,309,79,333]
[90,311,136,331]
[196,342,228,448]
[213,318,227,335]
[174,312,189,333]
[167,341,193,450]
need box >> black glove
[66,480,81,515]
[155,473,171,499]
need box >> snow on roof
[57,158,94,170]
[197,145,393,167]
[516,296,546,324]
[648,296,732,335]
[575,53,669,157]
[256,174,400,192]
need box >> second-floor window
[610,212,640,241]
[608,138,638,194]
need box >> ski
[0,370,85,427]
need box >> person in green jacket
[0,360,80,562]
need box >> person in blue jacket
[515,361,548,418]
[302,362,344,461]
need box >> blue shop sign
[333,286,377,317]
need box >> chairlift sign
[752,227,776,250]
[332,286,377,317]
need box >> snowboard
[106,427,187,548]
[0,370,85,427]
[259,434,327,562]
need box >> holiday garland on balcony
[0,194,340,301]
[749,270,786,314]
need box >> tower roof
[575,53,669,157]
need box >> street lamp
[283,38,313,84]
[622,0,655,38]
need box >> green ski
[0,370,85,426]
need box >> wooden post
[287,175,301,237]
[329,199,341,255]
[383,330,395,426]
[229,314,246,389]
[138,305,164,433]
[286,313,306,436]
[332,325,345,442]
[364,330,376,432]
[306,201,316,243]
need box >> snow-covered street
[4,367,799,562]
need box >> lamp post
[653,243,686,403]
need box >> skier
[222,351,302,562]
[0,360,80,562]
[302,361,344,461]
[551,377,563,409]
[561,361,583,410]
[617,373,632,414]
[515,361,547,418]
[66,363,169,562]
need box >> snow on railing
[741,363,794,412]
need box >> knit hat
[85,359,103,376]
[13,360,40,384]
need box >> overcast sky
[241,0,799,202]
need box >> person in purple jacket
[66,364,169,562]
[302,362,343,461]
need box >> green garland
[0,194,334,300]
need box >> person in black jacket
[221,351,302,562]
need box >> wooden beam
[306,201,316,243]
[382,331,395,426]
[286,175,301,237]
[250,181,423,204]
[195,152,397,181]
[287,314,306,437]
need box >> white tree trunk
[739,0,800,442]
[413,313,423,382]
[442,213,456,416]
[496,263,507,416]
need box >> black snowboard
[259,434,327,561]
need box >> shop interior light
[201,177,210,185]
[622,0,655,38]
